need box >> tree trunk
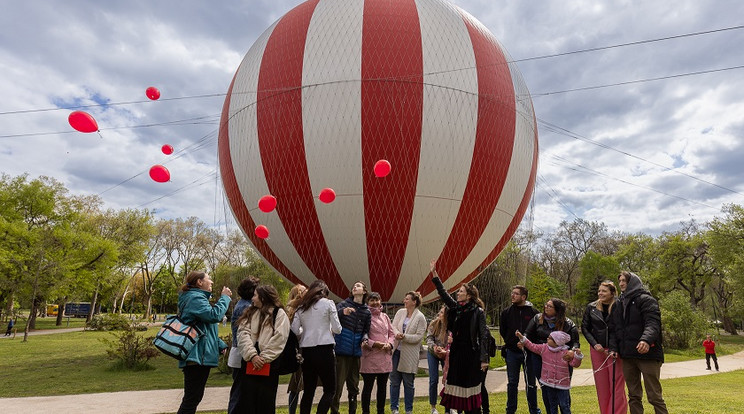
[55,297,67,326]
[87,284,100,322]
[722,315,738,335]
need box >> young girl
[516,330,583,414]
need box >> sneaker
[706,367,711,370]
[392,410,399,414]
[432,409,440,414]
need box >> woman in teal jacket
[176,271,232,414]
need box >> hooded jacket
[177,288,231,368]
[334,297,372,357]
[500,301,539,352]
[608,272,664,362]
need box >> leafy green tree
[525,267,565,311]
[660,290,710,349]
[574,251,620,311]
[706,203,744,333]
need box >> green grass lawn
[2,323,742,407]
[192,369,744,414]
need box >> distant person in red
[703,334,719,371]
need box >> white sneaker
[391,410,399,414]
[431,409,440,414]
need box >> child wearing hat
[516,330,583,414]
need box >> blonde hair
[594,280,617,314]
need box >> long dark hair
[180,271,206,292]
[298,279,330,311]
[462,283,485,309]
[540,298,567,331]
[237,285,283,329]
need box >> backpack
[271,307,301,375]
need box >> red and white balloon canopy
[218,0,538,302]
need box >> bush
[217,332,233,374]
[87,313,134,331]
[660,291,710,349]
[103,326,160,370]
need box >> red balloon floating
[146,86,161,100]
[68,111,99,133]
[319,188,336,204]
[258,195,277,213]
[161,144,174,155]
[255,225,270,239]
[149,165,170,183]
[373,159,391,178]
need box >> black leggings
[300,345,337,414]
[178,365,211,414]
[361,372,389,414]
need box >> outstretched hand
[515,330,523,339]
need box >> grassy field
[2,320,742,400]
[191,369,744,414]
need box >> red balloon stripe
[255,0,347,296]
[218,75,304,287]
[361,0,424,300]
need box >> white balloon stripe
[303,0,371,290]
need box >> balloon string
[96,130,103,139]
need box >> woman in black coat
[581,281,627,414]
[431,261,489,414]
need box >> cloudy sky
[2,0,743,237]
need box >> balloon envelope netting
[218,0,538,302]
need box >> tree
[0,174,107,340]
[707,204,744,334]
[653,221,714,306]
[574,251,620,311]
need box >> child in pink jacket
[516,330,583,414]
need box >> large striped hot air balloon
[218,0,538,302]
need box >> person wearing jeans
[389,291,427,414]
[499,285,541,414]
[426,305,448,414]
[390,349,416,413]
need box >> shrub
[660,291,710,349]
[217,332,233,374]
[103,326,160,370]
[87,313,134,331]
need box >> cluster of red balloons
[252,160,390,239]
[68,87,171,183]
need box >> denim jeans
[389,350,415,413]
[427,351,444,406]
[541,386,570,414]
[505,349,541,414]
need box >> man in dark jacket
[609,271,668,414]
[500,285,541,414]
[332,281,372,414]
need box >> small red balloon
[161,144,174,155]
[68,110,98,133]
[374,159,391,178]
[255,225,270,239]
[258,195,277,213]
[149,165,170,183]
[146,86,161,100]
[319,188,336,204]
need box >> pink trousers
[591,347,628,414]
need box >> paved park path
[3,350,743,414]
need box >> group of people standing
[500,270,668,414]
[171,268,669,414]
